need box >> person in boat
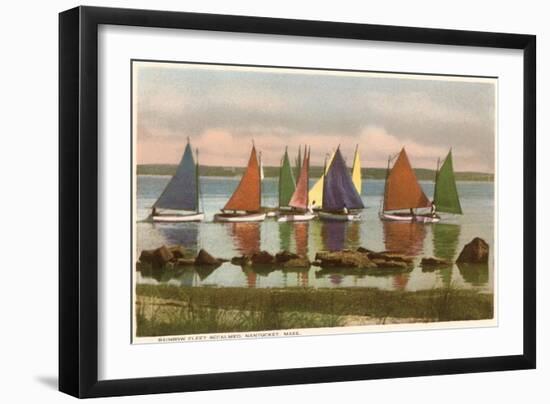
[409,208,416,219]
[430,202,437,217]
[343,205,349,215]
[152,207,157,217]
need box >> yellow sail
[352,146,361,194]
[308,151,335,208]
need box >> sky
[134,61,496,172]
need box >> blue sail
[154,142,198,211]
[322,148,364,211]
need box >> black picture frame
[59,6,536,398]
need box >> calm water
[136,176,494,292]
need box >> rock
[231,255,249,266]
[315,250,376,269]
[456,238,489,264]
[195,249,221,266]
[368,251,413,264]
[275,250,300,263]
[250,251,275,265]
[151,245,174,268]
[135,260,150,272]
[168,245,186,259]
[420,257,452,267]
[176,258,195,266]
[375,260,409,269]
[138,249,155,264]
[281,256,310,268]
[231,255,254,266]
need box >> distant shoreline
[137,164,494,182]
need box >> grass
[135,284,493,337]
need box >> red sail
[224,146,261,212]
[383,148,431,211]
[289,146,310,210]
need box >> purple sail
[322,148,364,211]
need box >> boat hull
[318,211,361,222]
[380,212,440,223]
[277,212,316,222]
[152,212,205,222]
[213,212,267,222]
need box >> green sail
[434,150,462,214]
[279,149,296,207]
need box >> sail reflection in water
[432,223,461,261]
[314,221,362,252]
[152,222,200,253]
[226,222,261,255]
[293,222,309,256]
[383,221,427,290]
[431,223,460,286]
[383,221,426,256]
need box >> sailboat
[318,147,365,221]
[213,145,266,222]
[275,147,296,215]
[278,146,315,222]
[379,148,437,223]
[432,149,463,217]
[151,138,204,222]
[308,150,335,210]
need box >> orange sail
[289,146,310,210]
[383,148,431,211]
[224,146,261,212]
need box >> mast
[382,154,391,213]
[258,149,262,209]
[278,152,283,208]
[306,146,310,207]
[433,156,440,205]
[321,153,328,207]
[195,147,200,214]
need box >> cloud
[135,63,496,172]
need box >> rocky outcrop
[456,238,489,264]
[231,250,310,268]
[375,260,410,269]
[275,250,310,268]
[138,245,224,269]
[137,245,174,269]
[231,255,252,266]
[176,258,195,266]
[366,250,414,264]
[420,257,452,268]
[195,249,221,266]
[315,250,376,269]
[251,251,275,265]
[168,245,186,259]
[314,248,415,270]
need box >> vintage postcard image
[132,61,496,343]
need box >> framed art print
[59,6,536,398]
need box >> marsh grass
[136,284,493,337]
